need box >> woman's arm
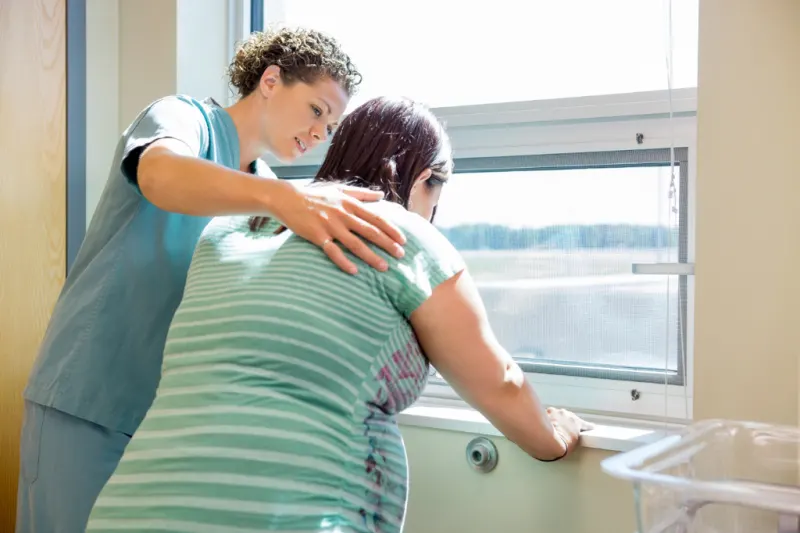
[409,269,591,461]
[137,140,406,274]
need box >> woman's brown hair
[249,97,451,233]
[313,96,452,211]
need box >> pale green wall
[400,426,635,533]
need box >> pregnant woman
[86,96,591,533]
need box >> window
[249,0,697,419]
[254,0,698,111]
[434,150,688,386]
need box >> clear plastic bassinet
[601,419,800,533]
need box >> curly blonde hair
[227,27,362,98]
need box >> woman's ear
[408,169,432,212]
[410,168,433,192]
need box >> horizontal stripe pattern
[89,206,463,533]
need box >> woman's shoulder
[368,202,456,257]
[366,201,434,236]
[368,201,465,279]
[365,202,466,318]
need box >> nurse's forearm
[137,146,293,217]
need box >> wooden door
[0,0,67,529]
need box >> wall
[403,427,634,533]
[86,0,120,225]
[693,0,800,425]
[118,0,229,130]
[0,0,67,529]
[176,0,231,105]
[86,0,232,225]
[118,0,177,128]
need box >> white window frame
[422,89,697,422]
[236,0,696,421]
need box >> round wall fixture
[466,436,499,473]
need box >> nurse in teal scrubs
[15,27,405,533]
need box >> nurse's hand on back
[134,59,406,274]
[136,135,406,274]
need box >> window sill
[398,403,679,453]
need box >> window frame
[438,148,691,386]
[243,0,696,420]
[436,94,697,421]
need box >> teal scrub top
[24,95,270,435]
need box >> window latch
[632,263,695,276]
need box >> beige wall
[86,0,120,225]
[118,0,229,131]
[118,0,178,128]
[693,0,800,425]
[176,0,231,105]
[82,1,800,532]
[87,0,232,226]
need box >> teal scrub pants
[15,401,131,533]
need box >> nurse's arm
[137,139,293,217]
[136,140,406,273]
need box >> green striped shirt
[87,201,464,533]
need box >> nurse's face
[257,66,349,163]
